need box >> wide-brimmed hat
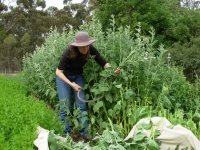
[70,32,96,47]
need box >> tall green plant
[23,28,75,105]
[167,36,200,82]
[22,17,200,137]
[80,17,200,136]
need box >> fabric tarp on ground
[124,117,200,150]
[34,117,200,150]
[33,126,49,150]
[34,126,66,150]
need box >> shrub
[0,75,62,150]
[167,36,200,82]
[23,29,75,105]
[22,18,200,136]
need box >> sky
[4,0,83,9]
[45,0,83,9]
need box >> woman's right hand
[56,68,82,91]
[71,82,82,91]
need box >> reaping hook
[77,89,104,103]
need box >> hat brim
[70,39,96,47]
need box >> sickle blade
[77,89,104,103]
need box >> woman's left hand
[104,63,120,74]
[114,68,120,74]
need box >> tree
[95,0,174,44]
[0,1,49,72]
[95,0,200,45]
[16,0,46,9]
[0,0,94,72]
[63,0,92,29]
[2,34,17,72]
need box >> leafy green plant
[23,29,76,105]
[0,75,63,150]
[167,36,200,82]
[157,107,200,139]
[22,17,200,138]
[48,117,198,150]
[48,129,139,150]
[48,130,93,150]
[81,18,200,136]
[58,99,89,134]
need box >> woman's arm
[90,46,120,74]
[56,68,81,91]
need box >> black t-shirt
[57,45,107,76]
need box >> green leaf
[124,89,135,99]
[193,113,200,122]
[134,131,147,142]
[109,144,126,150]
[93,101,104,112]
[105,93,113,103]
[167,125,174,129]
[115,84,122,88]
[114,101,122,111]
[100,68,113,78]
[154,129,161,137]
[90,116,95,124]
[45,89,50,96]
[108,109,115,117]
[90,88,101,95]
[162,95,171,108]
[50,90,57,99]
[144,68,150,76]
[135,107,149,119]
[73,148,81,150]
[137,122,152,130]
[187,120,196,129]
[125,138,134,143]
[147,140,160,150]
[103,130,114,143]
[99,85,109,92]
[129,143,138,150]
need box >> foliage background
[1,0,200,82]
[1,0,200,148]
[23,17,200,138]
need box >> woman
[56,31,119,142]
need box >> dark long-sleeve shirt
[57,45,107,76]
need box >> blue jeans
[56,75,89,136]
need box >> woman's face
[78,46,89,54]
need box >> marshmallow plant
[23,17,200,141]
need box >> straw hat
[70,32,96,47]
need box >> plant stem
[57,141,73,150]
[120,89,127,134]
[103,103,114,131]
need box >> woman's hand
[71,82,82,91]
[103,63,110,68]
[104,63,120,74]
[114,68,120,74]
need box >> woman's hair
[69,45,90,59]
